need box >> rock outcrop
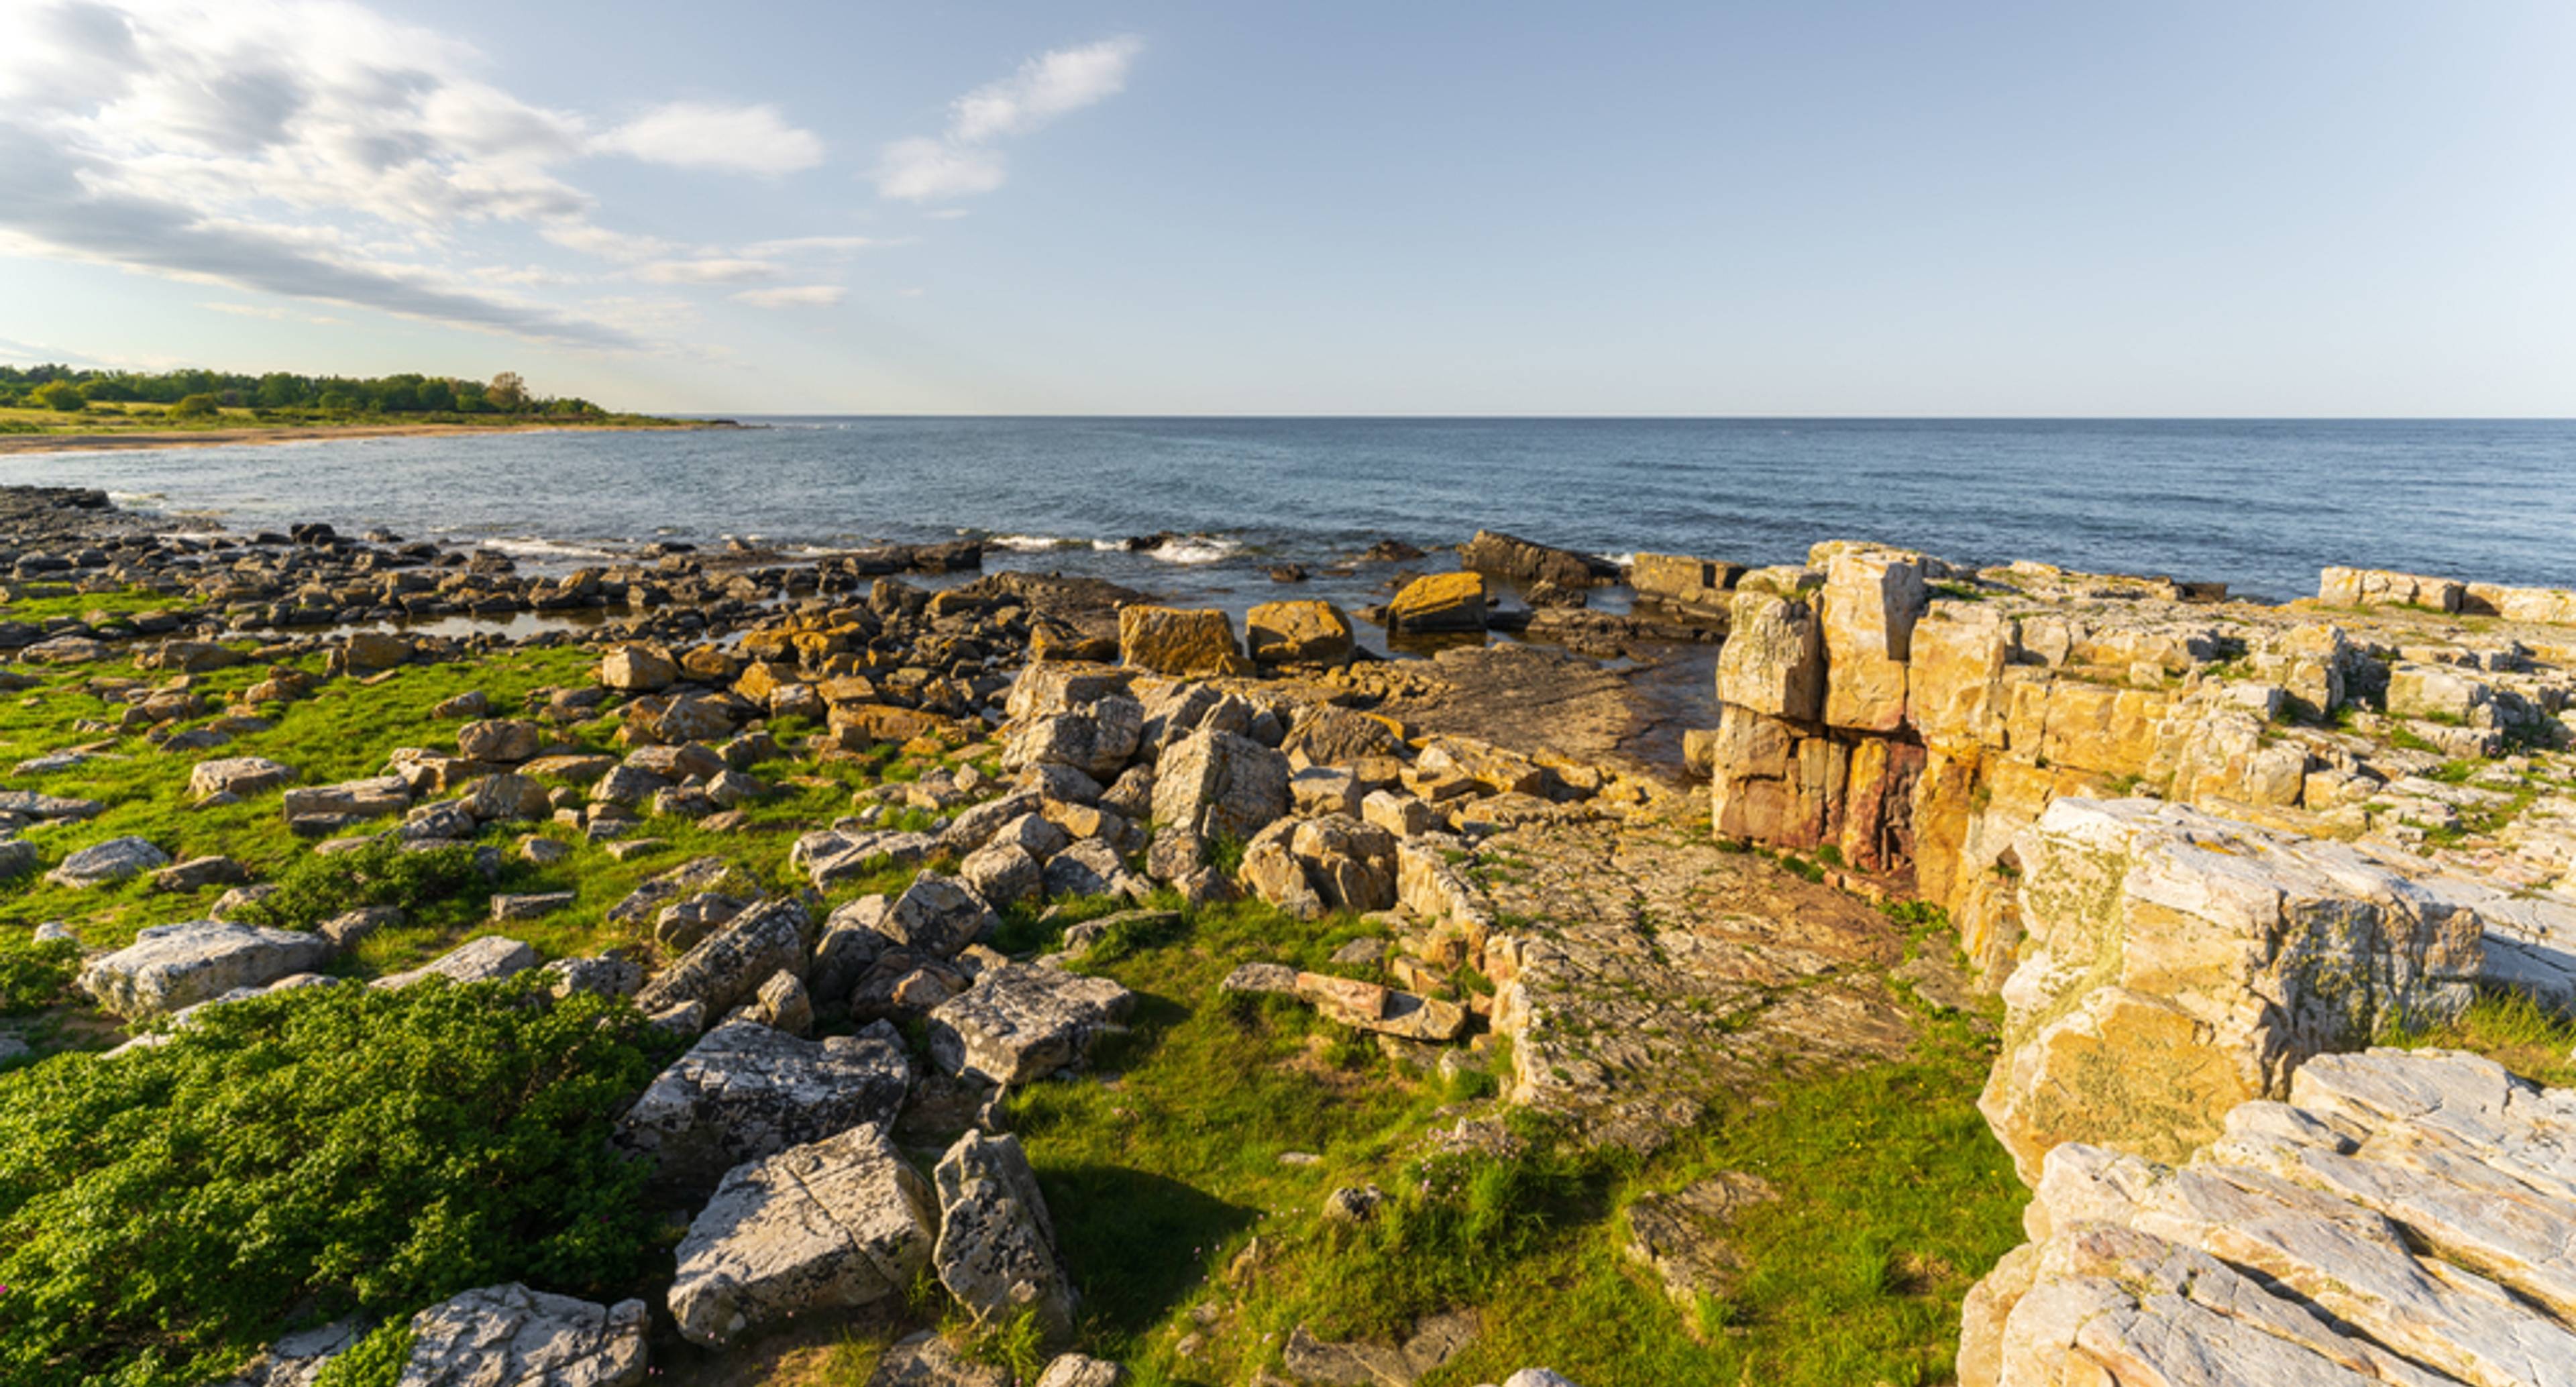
[395,1282,648,1387]
[1980,797,2483,1182]
[79,920,334,1019]
[926,963,1136,1085]
[1963,1048,2576,1387]
[616,1019,912,1190]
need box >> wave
[989,533,1087,552]
[477,536,621,561]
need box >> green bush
[0,975,667,1387]
[170,393,221,417]
[238,839,484,932]
[30,381,84,412]
[310,1323,414,1387]
[0,938,81,1015]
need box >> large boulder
[79,920,335,1019]
[1246,600,1356,666]
[934,1131,1077,1346]
[601,645,678,692]
[282,776,411,824]
[875,873,1000,958]
[1962,1049,2576,1387]
[1818,548,1927,732]
[372,936,539,990]
[633,897,810,1018]
[616,1018,913,1191]
[668,1123,936,1347]
[1980,798,2483,1184]
[1714,581,1823,720]
[927,964,1136,1085]
[47,836,171,889]
[1385,571,1487,635]
[1458,529,1617,588]
[1153,728,1290,843]
[1118,606,1252,678]
[190,756,294,803]
[457,719,543,763]
[395,1283,647,1387]
[1003,697,1145,781]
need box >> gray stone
[633,897,809,1018]
[667,1122,936,1347]
[48,835,171,888]
[1034,1355,1126,1387]
[616,1018,912,1191]
[396,1282,647,1387]
[1152,728,1290,842]
[79,920,333,1019]
[190,756,294,803]
[372,936,539,990]
[960,842,1042,906]
[879,873,998,958]
[281,776,411,823]
[865,1332,1011,1387]
[0,838,35,881]
[933,1130,1077,1345]
[928,964,1136,1086]
[490,891,574,922]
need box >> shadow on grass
[1040,1161,1259,1342]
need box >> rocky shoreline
[6,484,2576,1386]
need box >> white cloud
[733,284,844,309]
[594,101,824,176]
[874,36,1140,203]
[637,257,780,285]
[741,235,883,256]
[0,0,833,349]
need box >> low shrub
[237,838,484,932]
[0,974,667,1387]
[0,937,82,1015]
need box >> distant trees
[0,364,611,419]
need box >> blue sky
[2,0,2571,415]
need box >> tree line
[0,364,606,418]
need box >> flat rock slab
[865,1332,1012,1387]
[48,835,171,888]
[191,756,294,802]
[633,897,808,1018]
[0,789,103,820]
[927,963,1135,1085]
[396,1282,647,1387]
[618,1018,912,1192]
[669,1122,936,1347]
[374,936,539,990]
[80,920,333,1019]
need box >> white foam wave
[990,533,1085,552]
[478,537,619,561]
[1598,551,1641,569]
[1147,537,1244,565]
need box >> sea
[6,418,2573,625]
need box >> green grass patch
[2380,990,2576,1088]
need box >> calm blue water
[5,418,2573,605]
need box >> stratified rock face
[1818,549,1925,732]
[927,964,1136,1085]
[79,920,333,1019]
[616,1019,912,1190]
[633,897,809,1018]
[667,1123,936,1347]
[396,1282,648,1387]
[933,1131,1077,1347]
[1962,1049,2576,1387]
[1980,797,2483,1183]
[1713,585,1821,720]
[1118,606,1251,678]
[1246,599,1356,667]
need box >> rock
[1295,972,1468,1042]
[877,873,1000,958]
[1246,600,1356,666]
[78,920,334,1019]
[961,842,1043,905]
[547,954,646,999]
[1034,1354,1126,1387]
[372,936,539,989]
[1460,529,1618,589]
[866,1333,1012,1387]
[1631,553,1744,616]
[1621,1172,1777,1315]
[152,854,247,893]
[1118,606,1252,677]
[933,1130,1077,1345]
[456,718,543,763]
[1220,961,1301,996]
[1715,585,1823,720]
[0,838,36,881]
[490,891,574,922]
[47,835,171,888]
[282,776,411,823]
[190,756,294,802]
[1281,1311,1481,1387]
[211,1319,365,1387]
[1980,797,2484,1184]
[667,1123,936,1347]
[633,897,810,1019]
[600,645,678,691]
[1005,698,1146,781]
[1818,549,1927,731]
[1502,1374,1582,1387]
[340,631,411,672]
[1964,1049,2576,1387]
[617,1019,912,1190]
[395,1282,647,1387]
[753,970,812,1034]
[0,789,102,820]
[1362,788,1440,837]
[1386,571,1487,634]
[1154,728,1291,843]
[928,963,1136,1085]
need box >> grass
[2379,990,2576,1089]
[0,585,201,624]
[0,403,686,437]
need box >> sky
[2,0,2573,417]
